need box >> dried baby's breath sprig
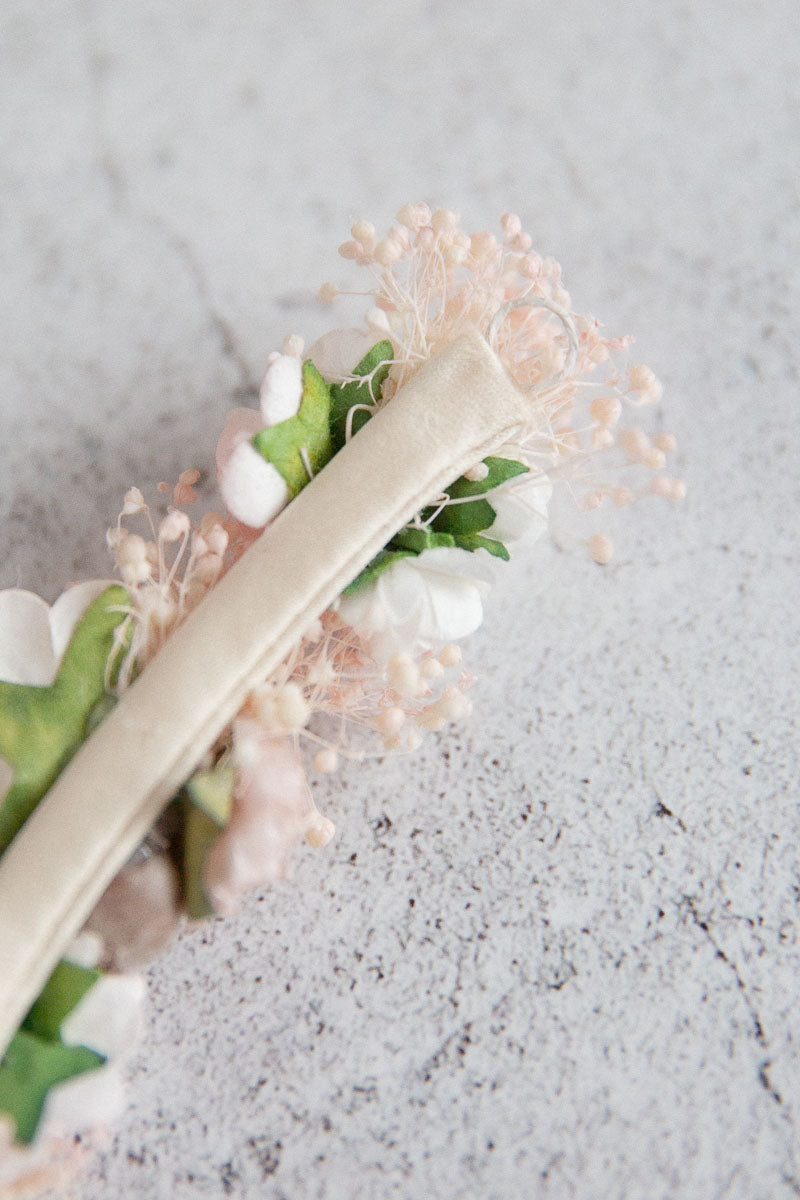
[323,204,683,561]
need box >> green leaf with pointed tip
[252,361,333,499]
[453,533,511,561]
[0,585,130,854]
[186,765,234,825]
[0,1030,104,1144]
[22,960,101,1043]
[342,549,416,596]
[449,457,530,496]
[429,457,529,538]
[329,340,393,451]
[390,528,456,554]
[182,764,235,920]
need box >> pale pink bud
[470,231,497,258]
[643,447,667,471]
[306,814,336,847]
[438,644,462,668]
[592,428,614,449]
[629,364,656,391]
[375,707,406,737]
[388,653,419,697]
[651,476,686,501]
[431,208,459,234]
[118,533,147,562]
[350,220,375,244]
[519,253,542,279]
[193,552,223,583]
[588,533,614,565]
[464,462,490,482]
[445,243,467,266]
[204,523,228,557]
[590,396,623,427]
[159,510,191,542]
[122,487,145,515]
[421,657,444,680]
[617,429,650,461]
[313,748,339,774]
[374,239,402,267]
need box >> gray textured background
[1,3,798,1198]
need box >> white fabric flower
[486,471,552,544]
[0,580,116,688]
[38,972,146,1140]
[59,973,145,1060]
[259,352,303,425]
[337,546,494,663]
[0,582,149,1159]
[307,328,379,384]
[218,439,289,529]
[0,580,118,808]
[216,350,307,530]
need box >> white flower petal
[38,972,145,1139]
[60,974,146,1058]
[339,546,491,662]
[0,590,57,685]
[487,473,552,544]
[49,580,119,663]
[219,441,289,528]
[414,545,496,584]
[259,353,303,425]
[40,1063,126,1138]
[307,328,380,384]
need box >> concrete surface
[1,2,798,1197]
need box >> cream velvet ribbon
[0,329,531,1055]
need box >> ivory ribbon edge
[0,328,531,1057]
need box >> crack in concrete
[79,1,260,402]
[684,897,783,1104]
[684,896,800,1191]
[148,223,261,400]
[654,787,687,832]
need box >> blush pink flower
[203,726,333,915]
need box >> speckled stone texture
[1,2,798,1197]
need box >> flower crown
[0,205,681,1194]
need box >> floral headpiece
[0,205,681,1194]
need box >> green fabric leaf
[0,1030,104,1144]
[342,549,416,596]
[1,959,106,1144]
[0,585,129,854]
[453,533,511,561]
[448,457,530,496]
[182,764,235,920]
[390,528,456,554]
[329,340,393,451]
[252,360,333,499]
[22,960,101,1043]
[429,457,529,538]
